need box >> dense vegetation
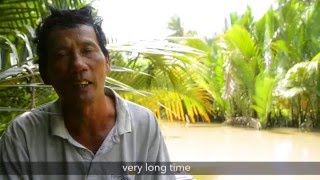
[1,0,319,135]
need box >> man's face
[45,25,109,104]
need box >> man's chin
[77,94,95,103]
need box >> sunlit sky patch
[94,0,276,41]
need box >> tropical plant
[107,40,214,123]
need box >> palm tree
[107,40,214,123]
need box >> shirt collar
[49,87,132,140]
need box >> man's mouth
[74,80,92,88]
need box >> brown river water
[161,123,320,180]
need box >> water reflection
[162,123,320,180]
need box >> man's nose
[70,52,88,73]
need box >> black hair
[34,5,109,84]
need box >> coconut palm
[107,40,214,123]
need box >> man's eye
[55,51,68,57]
[83,48,94,54]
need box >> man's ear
[105,58,111,73]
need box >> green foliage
[201,0,320,128]
[168,16,184,37]
[108,40,214,123]
[224,25,257,59]
[252,73,276,127]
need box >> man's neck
[61,94,116,139]
[60,94,116,153]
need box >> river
[161,123,320,180]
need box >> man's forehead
[47,25,99,45]
[48,24,95,35]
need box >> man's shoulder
[4,100,58,136]
[13,100,57,122]
[125,100,154,116]
[123,100,161,131]
[108,88,156,120]
[125,100,157,122]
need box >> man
[0,6,174,180]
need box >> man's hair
[34,5,109,84]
